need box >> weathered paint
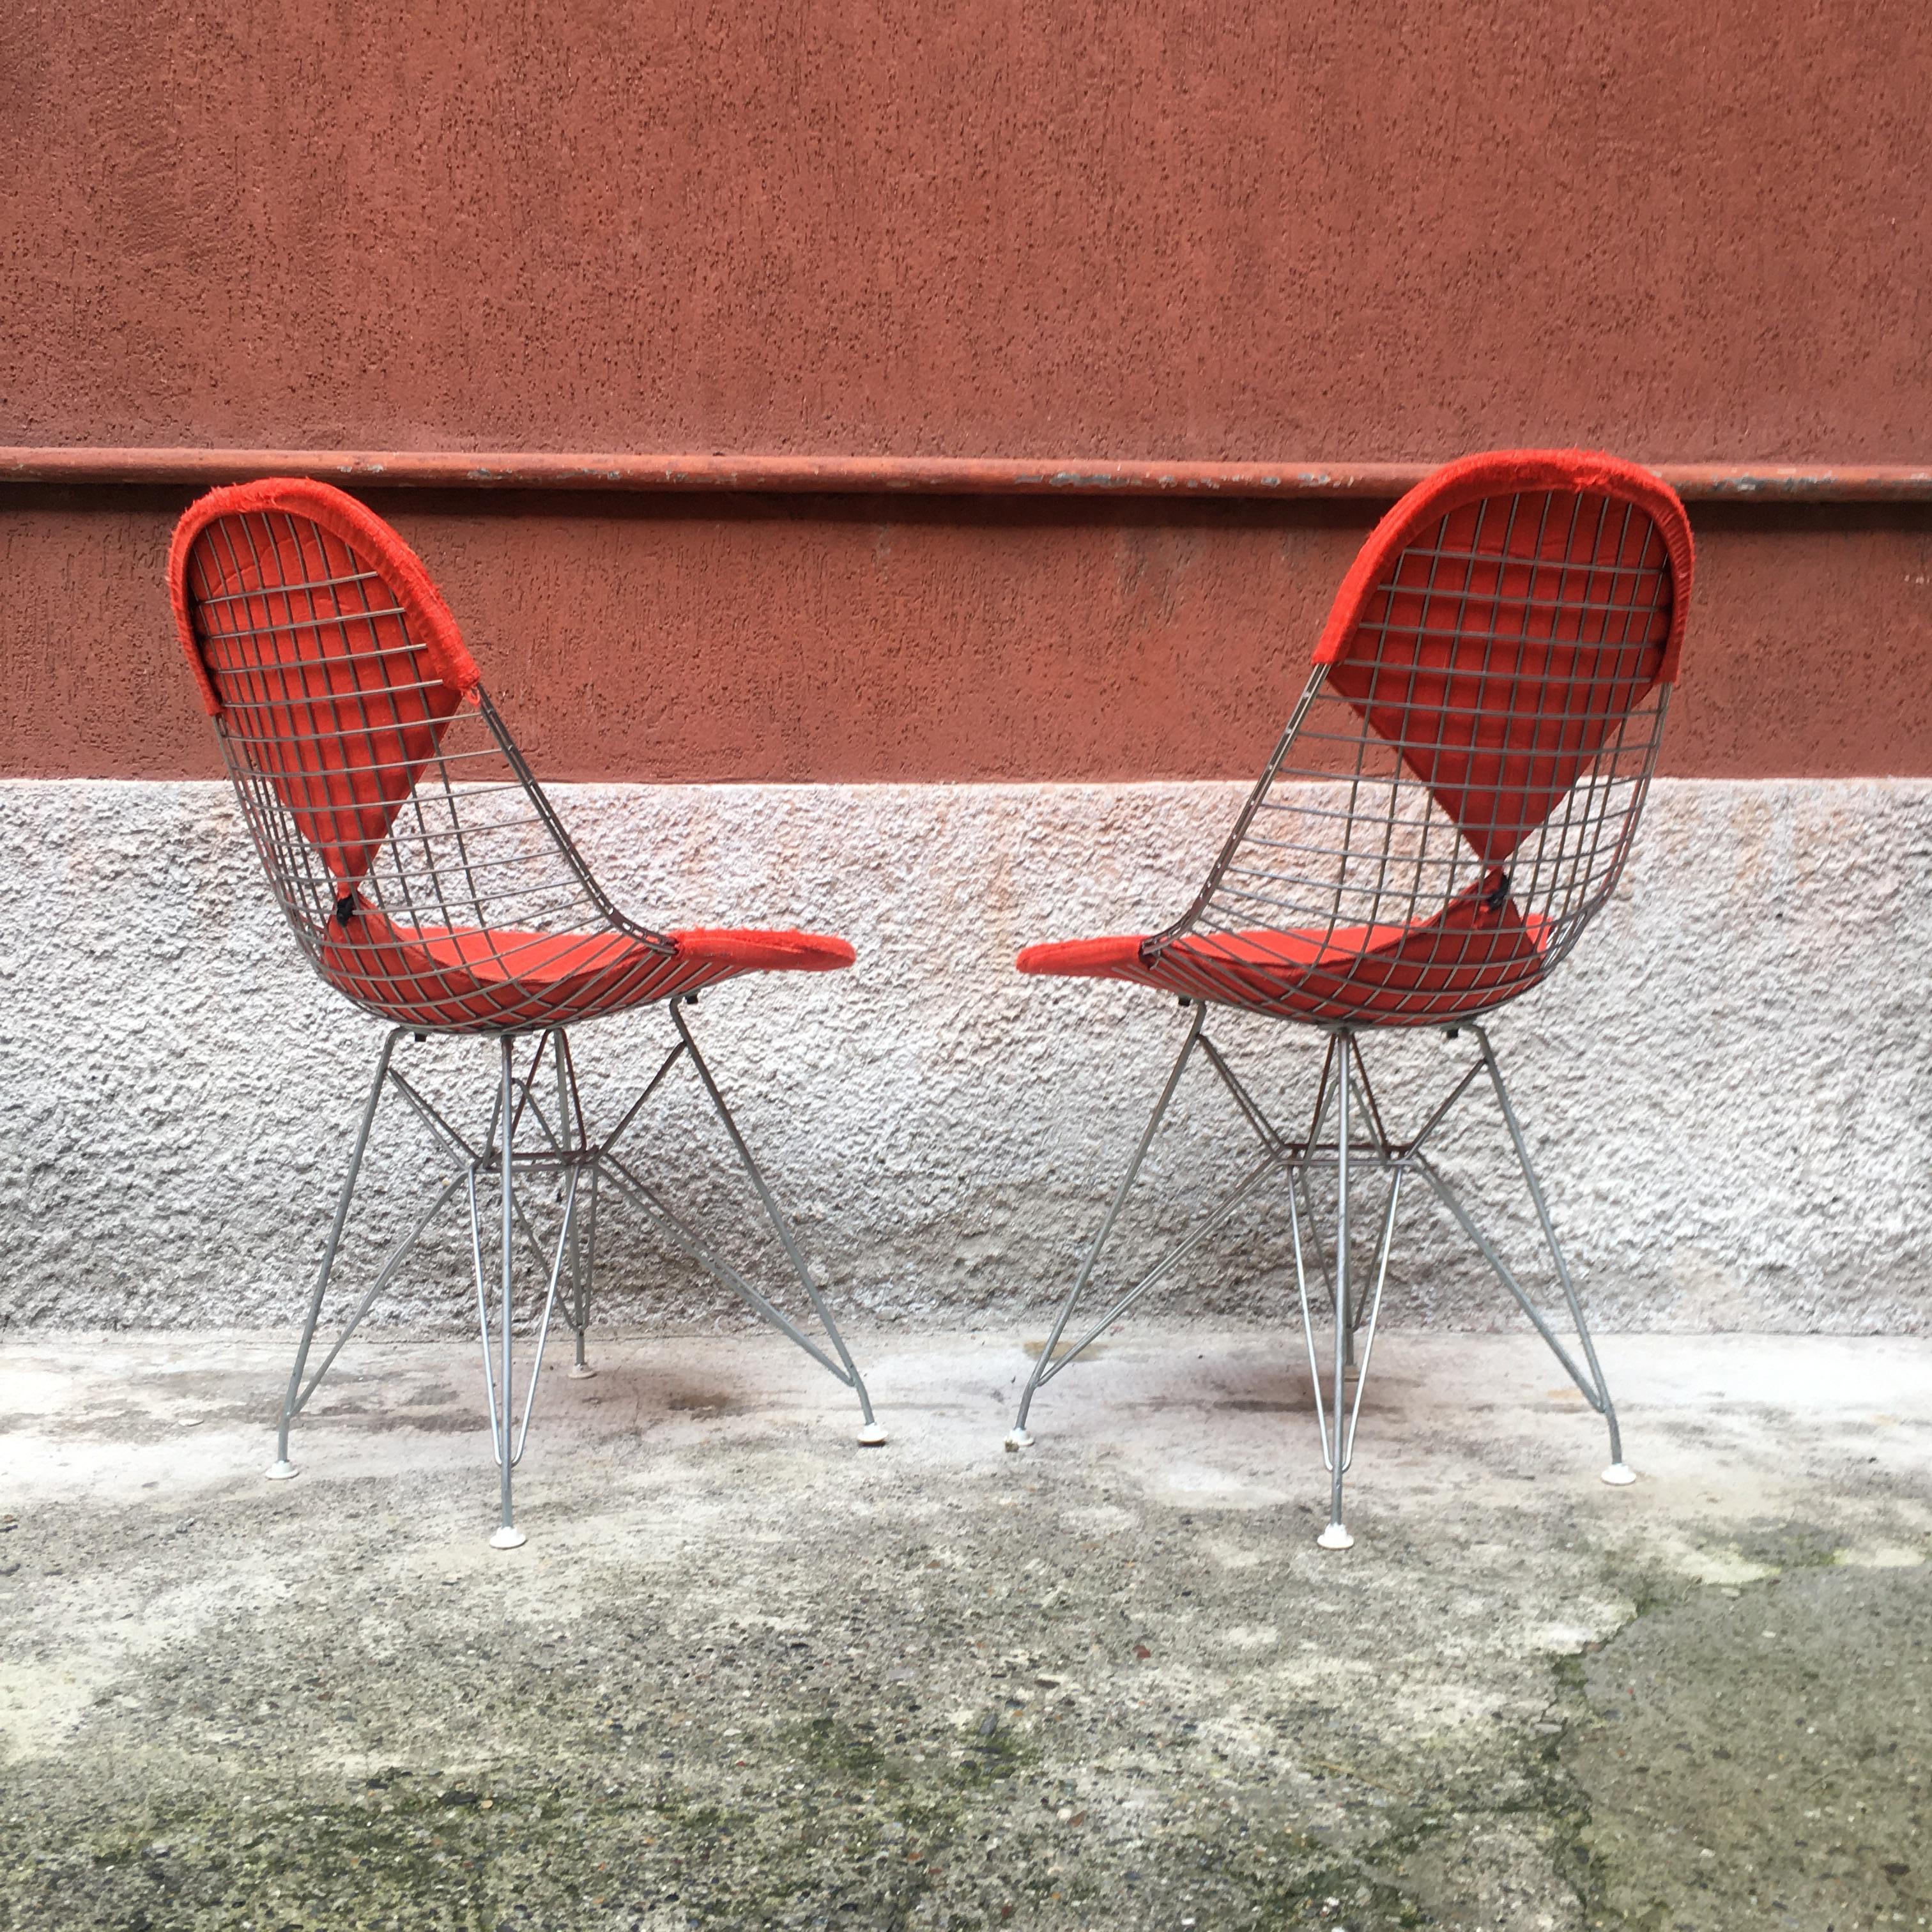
[4,447,1931,499]
[4,489,1928,781]
[5,3,1931,783]
[5,3,1926,459]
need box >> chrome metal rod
[1013,1004,1207,1433]
[1327,1039,1352,1538]
[1298,1044,1342,1348]
[1413,1155,1602,1407]
[512,1163,577,1465]
[1471,1025,1623,1462]
[496,1036,517,1538]
[1288,1174,1328,1462]
[1292,1165,1333,1323]
[584,1161,601,1371]
[514,1083,565,1158]
[1341,1169,1404,1470]
[1402,1052,1487,1159]
[467,1170,500,1462]
[1197,1032,1291,1160]
[273,1030,402,1469]
[1037,1156,1278,1383]
[506,1175,565,1286]
[669,1003,876,1427]
[385,1068,478,1165]
[599,1153,854,1386]
[557,1028,589,1370]
[292,1172,466,1417]
[1346,1036,1391,1154]
[505,1031,548,1150]
[597,1040,687,1165]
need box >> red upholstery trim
[670,927,857,972]
[318,914,664,1031]
[1310,448,1693,866]
[1016,878,1551,1027]
[406,926,648,985]
[1017,933,1148,977]
[169,479,486,888]
[167,477,480,717]
[1019,924,1408,979]
[1312,448,1694,684]
[314,916,853,1030]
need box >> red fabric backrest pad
[1314,451,1694,867]
[168,479,481,890]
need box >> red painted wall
[6,491,1929,782]
[3,2,1929,778]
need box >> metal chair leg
[1471,1025,1634,1486]
[266,1030,402,1481]
[466,1039,576,1551]
[1317,1036,1356,1551]
[1291,1144,1402,1554]
[1300,1054,1358,1367]
[570,1158,599,1379]
[622,997,884,1453]
[553,1027,597,1380]
[276,1006,873,1540]
[1008,1004,1208,1450]
[490,1036,526,1547]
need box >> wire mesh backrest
[1169,450,1693,992]
[180,500,470,887]
[169,478,649,970]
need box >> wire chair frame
[178,496,696,1032]
[169,479,882,1546]
[1008,450,1695,1549]
[1151,479,1680,1026]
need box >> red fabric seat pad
[167,479,482,889]
[1314,450,1693,866]
[1017,873,1550,1025]
[316,916,854,1031]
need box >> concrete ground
[0,1326,1927,1931]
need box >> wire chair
[168,477,884,1548]
[1007,450,1694,1549]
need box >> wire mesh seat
[169,477,883,1547]
[1007,450,1694,1548]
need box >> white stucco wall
[2,778,1928,1337]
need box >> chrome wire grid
[1010,466,1690,1548]
[1151,489,1673,1025]
[174,487,880,1545]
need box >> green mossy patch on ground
[5,1339,1929,1930]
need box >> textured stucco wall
[5,4,1931,787]
[3,778,1928,1337]
[6,492,1931,783]
[5,2,1926,458]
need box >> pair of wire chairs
[167,450,1691,1550]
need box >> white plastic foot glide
[567,1364,597,1380]
[1317,1522,1354,1551]
[1004,1428,1034,1453]
[489,1526,528,1550]
[1601,1462,1637,1487]
[857,1422,887,1447]
[264,1460,298,1482]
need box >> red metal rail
[3,446,1929,501]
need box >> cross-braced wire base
[1008,1002,1632,1549]
[266,997,882,1546]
